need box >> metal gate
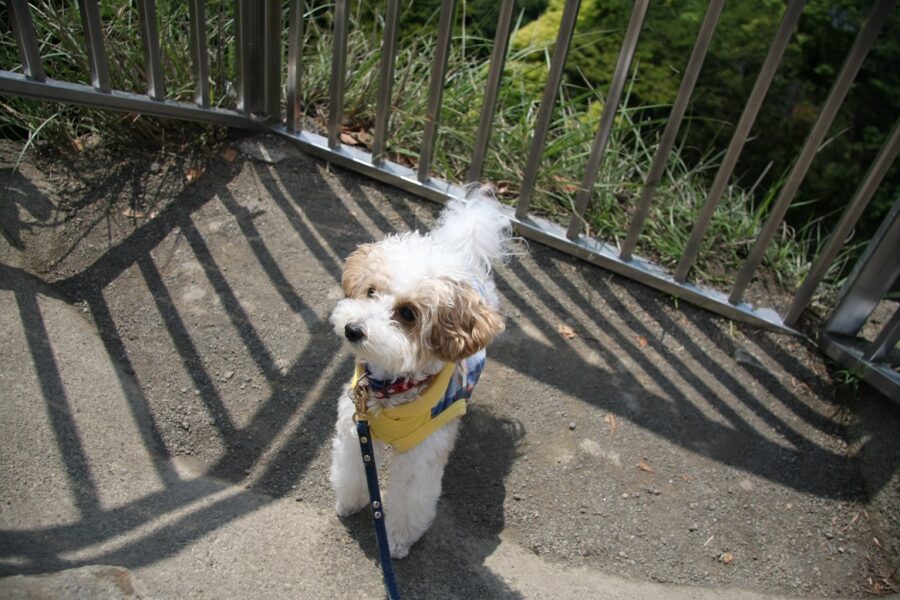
[2,0,898,400]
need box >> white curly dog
[329,192,510,558]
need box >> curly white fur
[329,191,510,558]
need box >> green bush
[508,0,900,249]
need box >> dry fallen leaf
[354,131,373,147]
[721,552,734,565]
[557,324,577,340]
[552,174,580,194]
[636,335,649,348]
[221,147,238,162]
[340,132,359,145]
[186,167,205,184]
[71,137,84,152]
[638,459,655,473]
[497,181,511,195]
[604,413,617,435]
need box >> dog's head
[329,234,504,378]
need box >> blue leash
[352,380,401,599]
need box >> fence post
[234,0,282,122]
[824,200,900,338]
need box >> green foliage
[773,2,900,238]
[0,0,236,146]
[512,0,792,110]
[507,0,900,251]
[287,9,811,292]
[390,0,548,40]
[3,0,873,303]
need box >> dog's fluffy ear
[341,244,375,297]
[429,281,504,362]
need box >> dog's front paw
[335,499,366,518]
[389,538,410,560]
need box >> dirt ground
[1,134,898,598]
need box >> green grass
[0,1,845,312]
[0,0,236,147]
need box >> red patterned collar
[363,367,435,400]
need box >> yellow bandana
[351,362,467,452]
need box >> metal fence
[2,0,898,400]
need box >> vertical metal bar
[328,0,350,149]
[77,0,111,92]
[515,0,582,219]
[234,0,252,112]
[825,200,900,336]
[619,0,724,258]
[234,0,280,120]
[8,0,46,82]
[286,0,306,132]
[188,0,210,108]
[674,0,807,283]
[261,0,281,123]
[865,307,900,362]
[136,0,165,101]
[729,0,895,304]
[417,0,457,182]
[565,0,650,239]
[372,0,402,163]
[785,119,900,326]
[467,0,515,184]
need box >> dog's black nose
[344,323,366,342]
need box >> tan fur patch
[424,279,504,362]
[341,244,386,298]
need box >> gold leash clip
[350,375,370,422]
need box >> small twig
[841,512,861,533]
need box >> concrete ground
[0,134,898,599]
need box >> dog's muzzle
[344,323,366,342]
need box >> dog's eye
[396,305,416,323]
[367,286,376,298]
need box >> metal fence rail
[3,0,257,128]
[1,0,897,399]
[820,201,900,400]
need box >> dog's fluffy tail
[431,188,512,278]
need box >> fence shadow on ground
[0,153,523,596]
[0,150,895,594]
[491,255,861,499]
